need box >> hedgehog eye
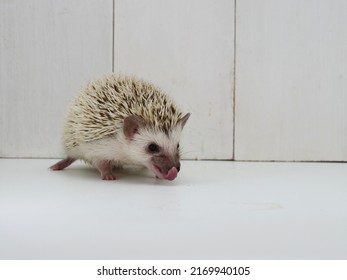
[177,143,180,149]
[148,143,160,153]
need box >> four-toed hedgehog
[50,74,190,181]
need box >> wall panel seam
[112,0,115,72]
[232,0,237,160]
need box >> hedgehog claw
[102,174,117,180]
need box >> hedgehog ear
[123,115,145,140]
[179,113,191,128]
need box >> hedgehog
[50,74,190,181]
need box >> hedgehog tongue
[164,167,178,181]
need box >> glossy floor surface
[0,159,346,259]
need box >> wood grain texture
[0,0,113,157]
[235,0,347,161]
[114,0,235,159]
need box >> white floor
[0,159,346,260]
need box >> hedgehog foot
[102,174,117,180]
[95,160,117,180]
[50,158,76,170]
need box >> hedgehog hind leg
[50,158,76,171]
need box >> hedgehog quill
[50,74,190,181]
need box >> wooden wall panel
[0,0,113,157]
[114,0,235,159]
[235,0,347,161]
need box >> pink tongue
[164,167,178,181]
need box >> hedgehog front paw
[101,173,117,180]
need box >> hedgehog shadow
[60,165,181,187]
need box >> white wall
[0,0,234,160]
[235,0,347,161]
[0,0,113,158]
[1,0,347,161]
[114,0,235,159]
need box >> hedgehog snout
[151,154,180,176]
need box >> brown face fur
[123,113,190,180]
[148,144,181,175]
